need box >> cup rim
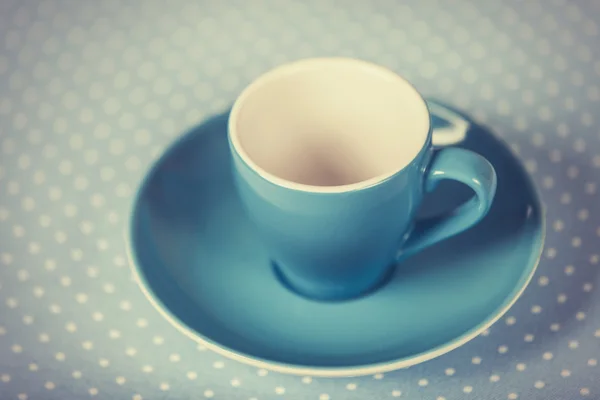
[228,57,432,194]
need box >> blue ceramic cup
[228,58,497,301]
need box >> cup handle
[427,99,470,147]
[396,147,497,261]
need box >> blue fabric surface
[0,0,599,399]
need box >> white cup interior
[229,58,430,192]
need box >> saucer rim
[124,108,546,378]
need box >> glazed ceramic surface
[128,102,543,376]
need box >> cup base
[271,261,397,302]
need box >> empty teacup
[228,57,497,301]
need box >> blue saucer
[127,102,545,377]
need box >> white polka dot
[557,123,570,137]
[13,113,28,130]
[577,209,590,221]
[6,297,19,308]
[186,371,197,379]
[49,304,61,314]
[418,378,428,386]
[8,181,20,195]
[524,334,535,342]
[102,98,120,115]
[213,361,225,369]
[112,256,126,268]
[583,282,593,292]
[319,394,330,400]
[28,242,40,255]
[531,305,542,314]
[490,374,500,382]
[75,293,89,303]
[115,183,132,197]
[125,156,141,171]
[543,352,553,360]
[546,80,560,97]
[1,253,14,265]
[152,336,164,345]
[565,265,575,275]
[92,312,104,321]
[97,358,110,368]
[107,211,120,224]
[508,393,518,399]
[109,139,125,155]
[45,381,55,390]
[204,389,214,398]
[588,359,598,366]
[525,159,537,173]
[82,341,93,350]
[71,249,83,261]
[1,374,10,382]
[33,286,45,298]
[346,383,357,390]
[534,381,545,389]
[573,138,586,153]
[72,371,82,379]
[274,386,285,395]
[35,214,49,228]
[546,247,557,258]
[445,368,455,376]
[143,102,162,119]
[13,225,25,237]
[580,388,590,396]
[532,133,545,147]
[136,318,148,328]
[2,137,17,154]
[101,282,115,293]
[538,106,552,121]
[169,93,188,110]
[558,293,568,303]
[561,369,571,377]
[159,382,169,391]
[472,356,482,364]
[569,340,579,349]
[153,77,173,95]
[302,376,312,383]
[463,386,473,393]
[553,220,564,231]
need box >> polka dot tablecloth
[1,0,599,399]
